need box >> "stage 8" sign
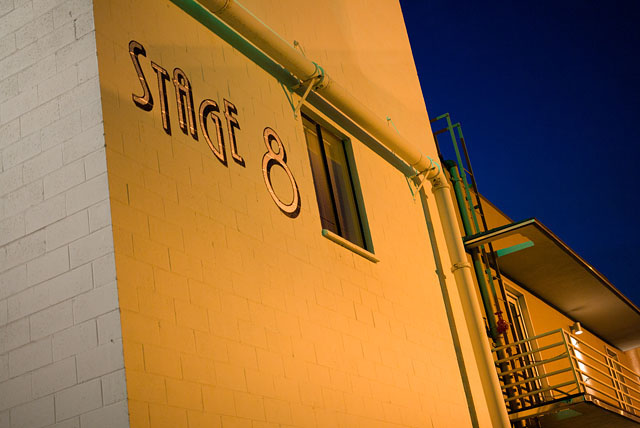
[129,40,300,218]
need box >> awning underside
[464,218,640,351]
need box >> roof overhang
[464,218,640,351]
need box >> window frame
[301,111,375,257]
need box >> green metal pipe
[451,124,501,313]
[453,124,517,346]
[439,118,505,325]
[446,162,498,340]
[473,257,498,339]
[444,122,506,331]
[443,116,481,234]
[451,123,480,233]
[444,160,474,236]
[479,253,500,326]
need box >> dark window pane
[508,302,525,342]
[302,114,367,250]
[303,119,338,234]
[322,130,364,247]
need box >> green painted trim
[342,138,375,254]
[463,218,537,246]
[555,409,582,421]
[168,0,298,87]
[496,241,534,258]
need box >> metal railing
[492,329,640,416]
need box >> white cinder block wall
[0,0,128,427]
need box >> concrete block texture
[31,357,77,399]
[0,0,127,427]
[9,396,54,428]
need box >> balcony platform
[511,393,640,427]
[493,329,640,427]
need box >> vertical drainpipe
[428,173,511,428]
[445,161,521,419]
[415,182,480,428]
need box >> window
[302,113,372,253]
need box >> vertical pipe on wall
[415,184,480,428]
[413,164,510,426]
[429,173,511,428]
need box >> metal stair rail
[492,328,640,416]
[431,114,516,344]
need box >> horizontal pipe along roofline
[198,0,436,176]
[167,0,416,178]
[200,0,318,80]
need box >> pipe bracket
[309,62,327,89]
[409,156,441,194]
[283,62,327,118]
[410,156,440,179]
[410,171,430,195]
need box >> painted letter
[224,99,245,166]
[129,40,153,111]
[151,61,171,134]
[199,99,226,165]
[172,68,198,140]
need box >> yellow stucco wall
[93,1,484,427]
[626,348,640,375]
[506,279,605,347]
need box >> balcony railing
[492,329,640,418]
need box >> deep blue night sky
[399,1,640,306]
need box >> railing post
[562,330,584,395]
[605,354,627,412]
[497,348,521,415]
